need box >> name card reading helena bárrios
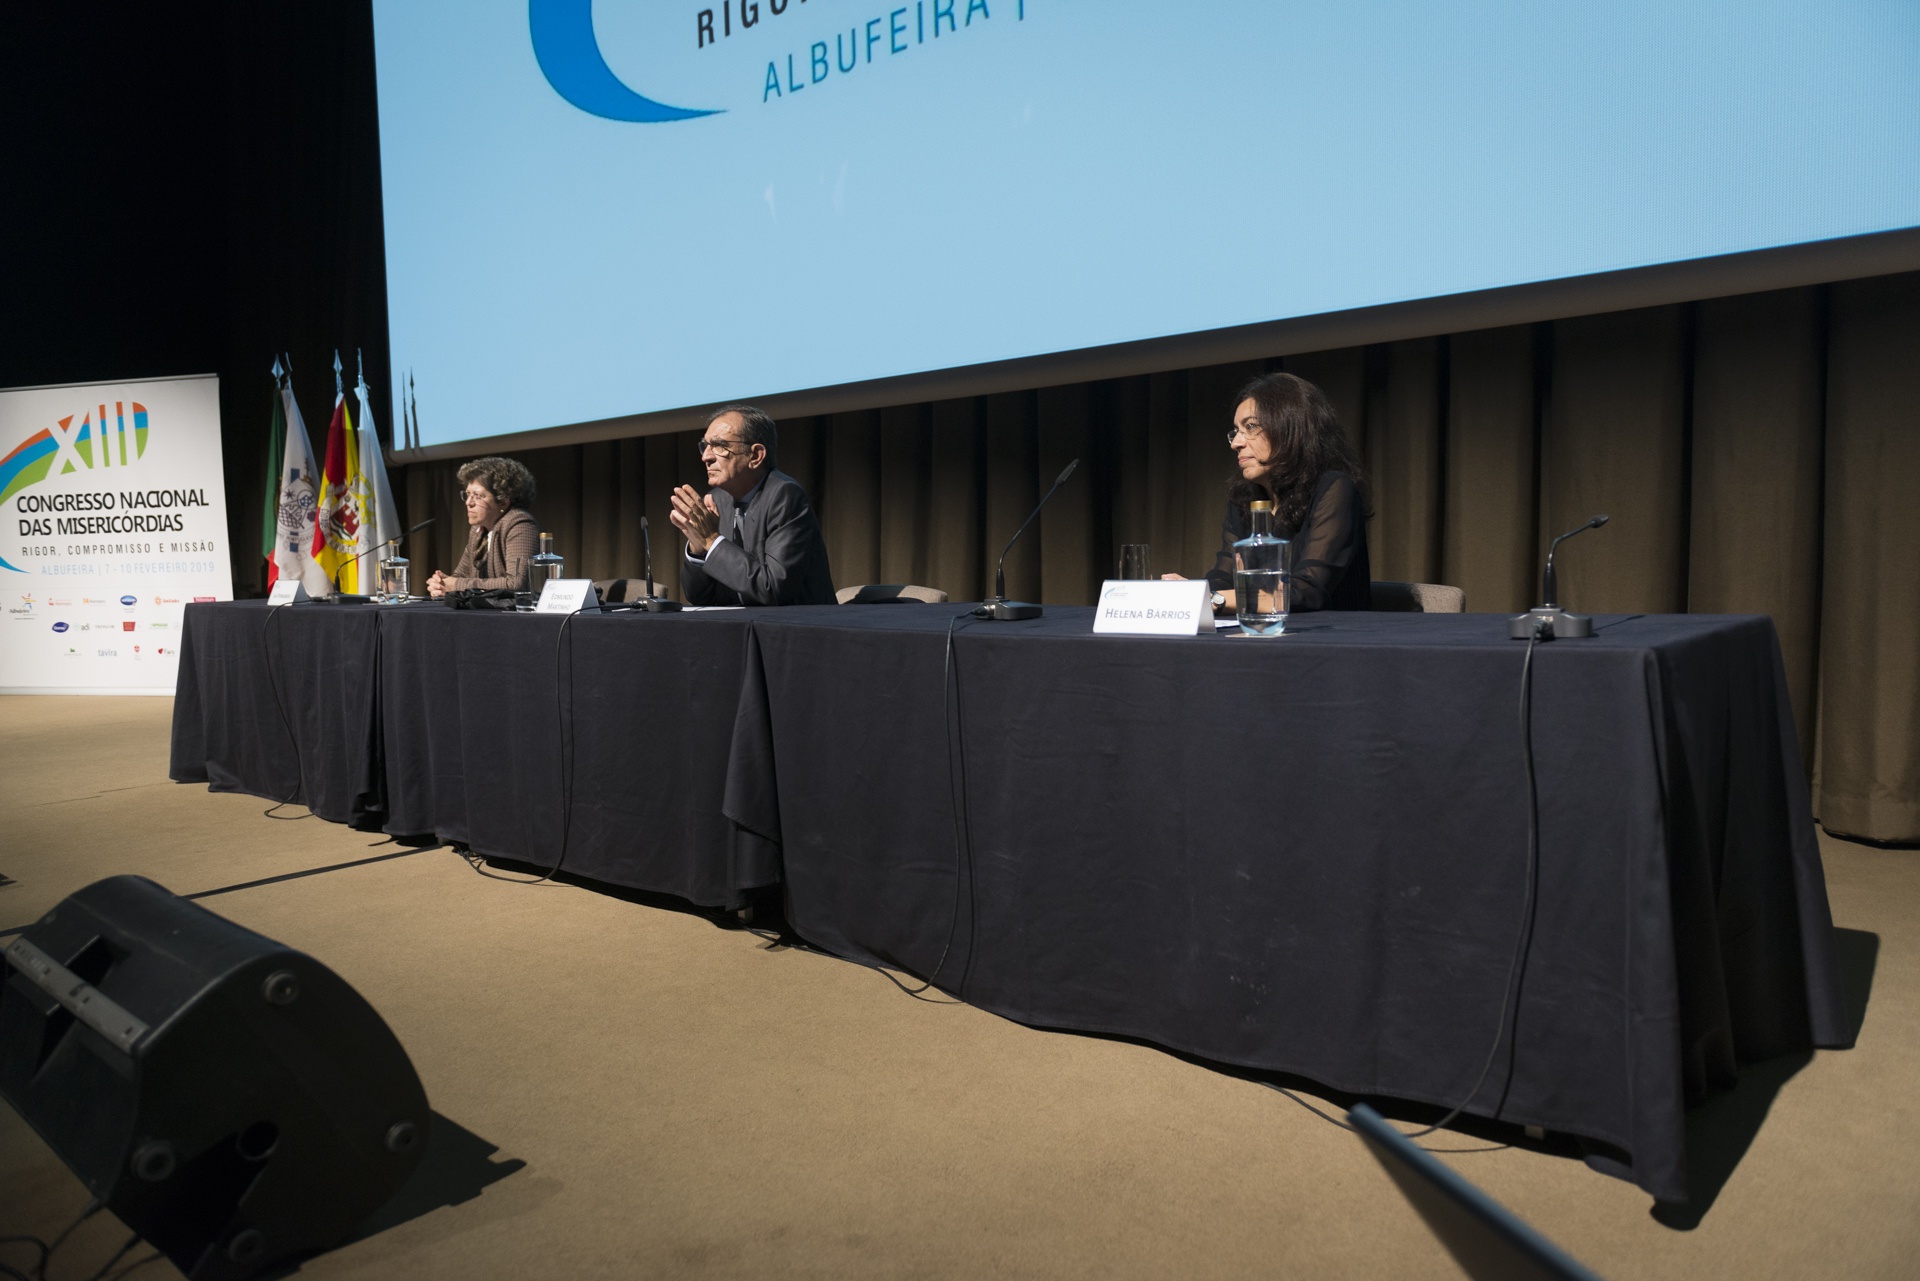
[1091,579,1213,636]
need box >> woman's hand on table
[1163,573,1232,611]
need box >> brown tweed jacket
[446,506,540,592]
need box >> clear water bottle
[531,532,565,598]
[1233,500,1290,636]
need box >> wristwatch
[1210,591,1226,611]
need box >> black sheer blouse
[1205,470,1372,612]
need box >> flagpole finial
[356,348,366,390]
[333,350,343,397]
[271,355,285,384]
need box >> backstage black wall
[0,1,393,596]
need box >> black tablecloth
[725,606,1846,1204]
[379,606,773,908]
[169,601,386,827]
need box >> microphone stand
[633,516,680,612]
[601,516,683,612]
[976,459,1079,621]
[334,516,436,602]
[1509,515,1609,640]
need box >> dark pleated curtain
[391,274,1920,843]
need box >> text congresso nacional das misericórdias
[15,489,215,539]
[694,0,1023,103]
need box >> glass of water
[379,554,409,602]
[1118,544,1152,580]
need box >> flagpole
[262,357,289,591]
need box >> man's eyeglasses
[698,437,746,458]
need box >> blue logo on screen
[529,0,721,123]
[52,621,68,633]
[119,595,137,606]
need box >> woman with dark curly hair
[427,455,541,597]
[1167,372,1371,612]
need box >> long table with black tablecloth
[170,598,1846,1202]
[722,606,1847,1205]
[170,600,387,828]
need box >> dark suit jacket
[682,469,835,606]
[447,507,540,592]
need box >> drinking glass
[1118,544,1152,581]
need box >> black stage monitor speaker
[0,875,429,1279]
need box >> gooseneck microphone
[1541,514,1608,609]
[642,513,655,593]
[977,459,1079,621]
[348,515,437,567]
[1509,514,1610,640]
[632,515,681,612]
[319,517,437,603]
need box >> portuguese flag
[261,382,286,586]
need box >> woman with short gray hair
[427,456,541,597]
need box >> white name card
[266,580,309,605]
[535,579,600,614]
[1092,579,1213,636]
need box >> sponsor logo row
[13,593,208,608]
[58,646,171,658]
[9,592,214,622]
[50,620,169,633]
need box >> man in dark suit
[670,405,835,606]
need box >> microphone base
[1509,607,1594,640]
[975,599,1042,621]
[602,597,684,613]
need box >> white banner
[1,374,234,694]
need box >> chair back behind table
[592,578,670,603]
[1370,581,1467,613]
[835,584,950,605]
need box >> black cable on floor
[1398,630,1543,1140]
[1258,1083,1509,1154]
[536,606,582,885]
[880,608,979,999]
[0,845,439,939]
[1257,633,1542,1154]
[259,603,315,821]
[78,1233,140,1281]
[468,608,582,886]
[99,1253,162,1281]
[183,845,439,903]
[0,1199,100,1281]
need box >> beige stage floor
[2,695,1916,1279]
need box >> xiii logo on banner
[0,374,233,694]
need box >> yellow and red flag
[313,355,367,593]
